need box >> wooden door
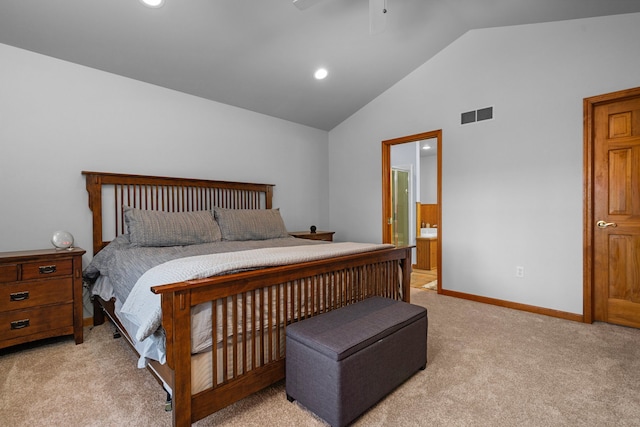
[591,88,640,328]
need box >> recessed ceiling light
[422,145,431,150]
[140,0,164,8]
[314,68,328,80]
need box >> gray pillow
[213,207,289,241]
[124,207,222,247]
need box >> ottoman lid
[286,296,426,361]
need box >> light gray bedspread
[83,235,327,304]
[83,236,394,366]
[123,241,394,343]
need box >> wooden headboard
[82,171,274,256]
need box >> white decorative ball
[51,230,74,249]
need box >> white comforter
[120,242,393,344]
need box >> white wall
[0,43,329,257]
[420,155,437,204]
[328,13,640,315]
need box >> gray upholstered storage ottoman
[285,296,427,427]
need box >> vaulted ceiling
[1,1,639,130]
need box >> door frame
[583,86,640,323]
[382,130,442,285]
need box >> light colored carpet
[2,289,640,426]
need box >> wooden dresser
[0,247,85,349]
[289,231,335,242]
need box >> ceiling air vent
[461,106,493,125]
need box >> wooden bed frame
[82,171,412,427]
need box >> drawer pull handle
[10,291,29,301]
[39,265,57,274]
[10,319,30,330]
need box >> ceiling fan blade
[369,0,387,34]
[293,0,325,10]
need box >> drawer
[0,264,18,283]
[0,303,73,341]
[0,278,73,311]
[21,259,73,280]
[303,233,333,241]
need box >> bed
[81,171,412,427]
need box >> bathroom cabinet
[416,237,437,270]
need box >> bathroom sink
[420,227,437,237]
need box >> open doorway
[382,130,442,292]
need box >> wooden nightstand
[0,247,85,349]
[289,231,335,242]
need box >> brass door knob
[596,220,617,228]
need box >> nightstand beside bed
[289,231,335,242]
[0,247,85,349]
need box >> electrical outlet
[516,266,525,278]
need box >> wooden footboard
[152,245,411,427]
